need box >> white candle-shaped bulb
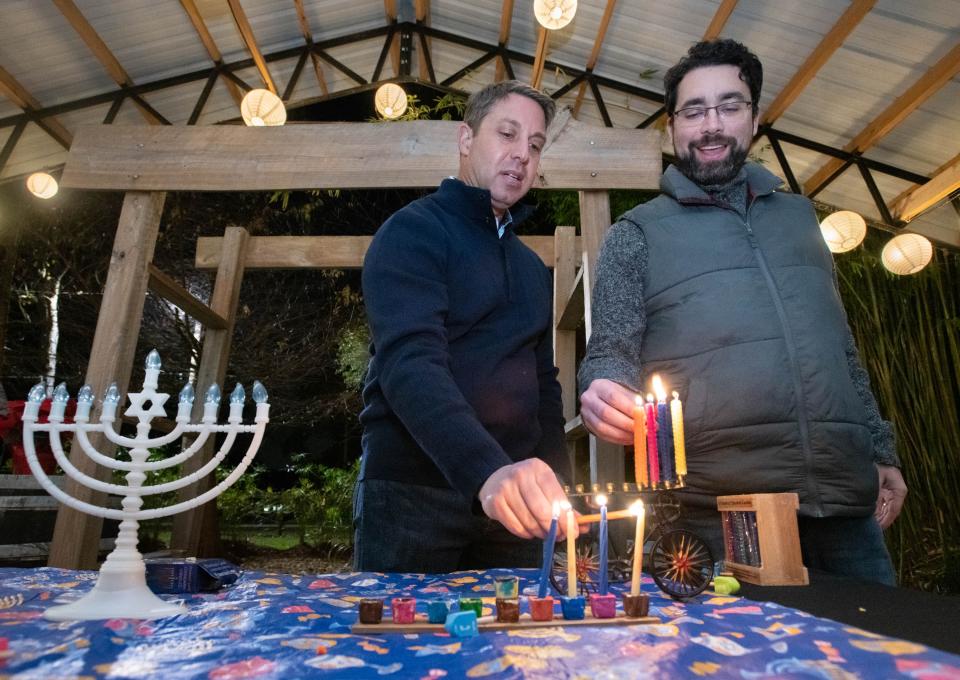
[50,382,69,420]
[24,383,45,419]
[252,381,268,404]
[102,382,120,419]
[144,349,161,389]
[76,384,94,421]
[630,500,645,596]
[203,383,221,420]
[177,383,195,420]
[228,383,245,421]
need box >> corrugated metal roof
[0,0,956,245]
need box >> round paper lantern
[26,172,58,199]
[534,0,577,30]
[881,233,933,275]
[240,88,286,126]
[375,83,408,119]
[819,210,866,253]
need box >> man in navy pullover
[354,81,576,573]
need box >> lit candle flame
[635,394,643,407]
[595,494,608,507]
[630,500,645,517]
[552,501,561,518]
[652,374,667,403]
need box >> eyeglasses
[672,101,753,126]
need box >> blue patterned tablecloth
[1,567,958,678]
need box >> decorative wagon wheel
[550,545,600,597]
[649,529,713,600]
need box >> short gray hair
[463,80,556,131]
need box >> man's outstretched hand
[479,458,579,541]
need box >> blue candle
[538,502,561,598]
[653,376,675,484]
[598,496,609,595]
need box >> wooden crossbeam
[495,0,515,82]
[531,27,549,90]
[178,0,244,105]
[52,0,161,125]
[147,263,227,329]
[804,41,960,196]
[0,65,72,148]
[195,234,579,271]
[762,0,874,125]
[384,0,400,76]
[573,0,617,118]
[415,0,432,81]
[892,153,960,223]
[226,0,277,94]
[60,120,663,192]
[292,0,329,96]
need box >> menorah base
[45,569,187,621]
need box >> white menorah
[21,350,269,621]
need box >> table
[1,566,958,678]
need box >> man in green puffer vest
[578,39,906,586]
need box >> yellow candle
[671,390,687,476]
[630,500,645,596]
[564,501,576,597]
[633,395,648,488]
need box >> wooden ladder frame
[50,117,661,568]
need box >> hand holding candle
[537,501,560,598]
[630,500,645,596]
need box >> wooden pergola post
[48,190,166,569]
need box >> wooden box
[716,493,809,586]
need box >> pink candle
[645,394,660,485]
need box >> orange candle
[633,395,648,488]
[671,391,687,477]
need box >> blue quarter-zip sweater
[359,178,568,503]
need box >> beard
[674,134,749,186]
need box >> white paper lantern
[375,83,408,119]
[881,233,933,275]
[534,0,577,30]
[240,89,286,127]
[26,172,58,199]
[819,210,866,253]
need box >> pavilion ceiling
[0,0,957,246]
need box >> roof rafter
[762,0,874,125]
[495,0,515,82]
[804,41,960,196]
[0,65,73,148]
[384,0,400,76]
[414,0,432,82]
[226,0,278,94]
[292,0,329,96]
[178,0,244,105]
[530,26,548,90]
[892,153,960,223]
[52,0,162,125]
[573,0,617,117]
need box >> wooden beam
[892,153,960,223]
[226,0,277,94]
[384,0,400,76]
[48,191,166,569]
[195,234,581,270]
[292,0,329,96]
[60,121,663,192]
[52,0,161,125]
[495,0,515,82]
[553,227,579,421]
[414,0,432,81]
[762,0,875,125]
[702,0,739,40]
[147,263,228,329]
[573,0,618,117]
[804,41,960,196]
[178,0,244,105]
[171,227,250,558]
[0,65,73,148]
[531,26,549,90]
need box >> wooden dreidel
[444,610,478,637]
[713,575,741,595]
[622,594,649,617]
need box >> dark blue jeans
[676,507,897,586]
[353,478,541,573]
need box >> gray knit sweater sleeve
[577,221,648,395]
